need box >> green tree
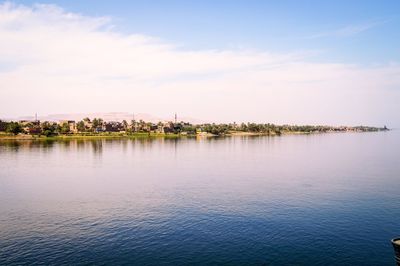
[0,120,8,131]
[122,120,128,130]
[41,122,57,137]
[58,122,70,134]
[92,118,103,130]
[130,120,136,132]
[182,125,196,134]
[6,122,22,135]
[76,121,85,132]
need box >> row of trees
[76,118,152,133]
[0,120,71,136]
[196,123,389,135]
[0,121,22,135]
[0,119,388,136]
[197,122,387,135]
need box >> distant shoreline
[0,130,389,140]
[1,117,389,139]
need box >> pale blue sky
[1,1,399,126]
[15,0,400,63]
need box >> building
[59,120,77,133]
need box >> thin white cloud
[306,20,386,39]
[0,3,399,126]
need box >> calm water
[0,131,399,265]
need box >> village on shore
[0,115,389,138]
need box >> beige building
[59,120,77,133]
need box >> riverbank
[0,132,187,140]
[0,129,387,140]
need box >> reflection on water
[0,132,399,265]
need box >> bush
[6,122,22,135]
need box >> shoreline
[0,130,388,140]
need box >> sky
[0,0,399,126]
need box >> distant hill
[10,112,206,124]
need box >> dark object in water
[391,238,400,265]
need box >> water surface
[0,132,399,265]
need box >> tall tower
[174,113,177,124]
[35,113,37,122]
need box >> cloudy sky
[0,0,399,126]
